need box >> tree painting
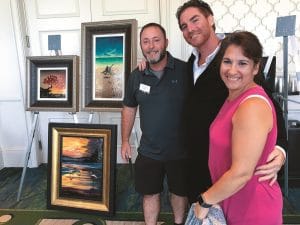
[38,67,67,100]
[43,74,58,89]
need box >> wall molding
[102,0,148,16]
[35,0,80,19]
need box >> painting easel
[17,111,81,201]
[17,111,39,201]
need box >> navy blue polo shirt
[123,52,188,161]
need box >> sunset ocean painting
[60,136,104,201]
[93,33,125,100]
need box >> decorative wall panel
[102,0,147,15]
[207,0,300,75]
[35,0,80,18]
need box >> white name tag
[139,83,151,93]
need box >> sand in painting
[95,57,123,99]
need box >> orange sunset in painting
[60,136,104,200]
[62,137,92,158]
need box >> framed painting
[81,19,137,111]
[47,123,117,215]
[26,55,79,112]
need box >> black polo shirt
[123,52,188,161]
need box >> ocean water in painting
[93,34,125,99]
[94,35,124,69]
[60,160,102,200]
[59,136,104,201]
[95,57,123,67]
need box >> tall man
[176,0,287,203]
[121,23,189,225]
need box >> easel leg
[88,112,94,124]
[17,112,39,202]
[70,112,78,123]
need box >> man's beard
[145,50,167,64]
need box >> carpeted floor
[0,164,172,225]
[1,164,300,224]
[0,209,169,225]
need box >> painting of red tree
[38,67,67,100]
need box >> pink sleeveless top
[209,86,282,225]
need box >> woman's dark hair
[176,0,215,30]
[140,22,167,40]
[219,31,263,65]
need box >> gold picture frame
[47,123,117,215]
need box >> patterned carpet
[0,216,164,225]
[0,164,172,225]
[1,164,300,224]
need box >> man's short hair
[176,0,215,30]
[140,22,167,40]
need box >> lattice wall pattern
[207,0,299,76]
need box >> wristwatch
[197,194,212,208]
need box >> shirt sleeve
[123,69,139,107]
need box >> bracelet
[197,194,212,208]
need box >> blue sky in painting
[95,35,124,58]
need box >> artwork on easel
[92,33,125,101]
[37,67,68,101]
[26,55,79,112]
[81,19,137,111]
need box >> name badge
[139,83,151,94]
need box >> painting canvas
[48,123,117,215]
[38,67,68,101]
[93,34,125,101]
[60,136,103,201]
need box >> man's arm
[254,72,287,184]
[121,106,137,160]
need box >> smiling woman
[197,31,283,225]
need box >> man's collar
[192,33,225,63]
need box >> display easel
[17,111,81,201]
[17,112,39,201]
[275,15,296,197]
